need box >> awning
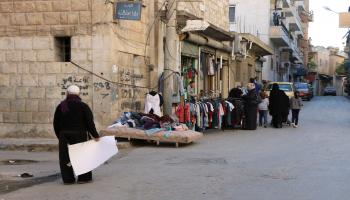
[319,73,333,81]
[178,11,234,41]
[240,33,274,56]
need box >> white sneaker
[291,123,296,128]
[294,125,298,128]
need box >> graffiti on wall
[118,68,146,111]
[93,82,111,90]
[60,75,90,96]
[58,67,147,112]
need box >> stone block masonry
[0,0,153,138]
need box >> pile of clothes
[108,112,188,131]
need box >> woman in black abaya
[242,83,258,130]
[268,83,290,128]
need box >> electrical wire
[69,61,179,91]
[143,0,168,65]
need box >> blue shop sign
[115,2,142,20]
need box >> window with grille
[229,6,236,23]
[54,37,71,62]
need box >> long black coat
[53,96,99,183]
[53,99,99,139]
[268,88,289,116]
[242,89,258,130]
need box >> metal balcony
[284,7,303,32]
[269,25,290,47]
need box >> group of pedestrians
[268,83,303,128]
[238,81,303,130]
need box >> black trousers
[291,109,300,125]
[272,114,283,128]
[243,106,257,130]
[59,131,92,183]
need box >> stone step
[0,138,131,152]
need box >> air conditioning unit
[280,12,286,19]
[280,62,290,69]
[276,0,283,10]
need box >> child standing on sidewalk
[258,92,269,128]
[290,91,303,128]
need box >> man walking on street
[53,85,100,185]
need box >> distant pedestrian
[228,87,244,127]
[258,92,269,128]
[290,91,303,128]
[269,83,290,128]
[187,80,197,103]
[53,85,100,185]
[250,77,262,94]
[242,83,258,130]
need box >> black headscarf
[60,94,81,113]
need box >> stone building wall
[178,0,229,31]
[0,0,153,138]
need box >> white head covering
[67,85,80,95]
[247,83,256,91]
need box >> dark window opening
[54,37,71,62]
[229,6,236,23]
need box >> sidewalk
[0,138,131,152]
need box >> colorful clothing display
[175,99,237,131]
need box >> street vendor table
[101,127,203,147]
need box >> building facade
[229,0,313,82]
[1,0,249,138]
[0,0,155,137]
[310,46,347,95]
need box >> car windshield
[325,87,335,90]
[267,84,292,92]
[295,83,308,89]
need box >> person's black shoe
[63,182,75,185]
[77,180,93,184]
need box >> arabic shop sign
[115,2,142,21]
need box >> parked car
[264,82,295,98]
[323,86,336,96]
[294,82,313,101]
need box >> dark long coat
[242,89,258,130]
[53,95,99,184]
[268,85,290,128]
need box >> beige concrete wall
[313,47,330,75]
[329,54,345,75]
[0,0,153,138]
[0,0,94,137]
[178,0,229,31]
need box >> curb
[0,141,132,152]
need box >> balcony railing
[300,10,314,22]
[270,24,290,47]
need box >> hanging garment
[208,56,215,75]
[158,72,185,104]
[175,104,185,123]
[185,103,191,123]
[225,101,235,111]
[218,103,225,129]
[195,103,201,128]
[144,93,162,116]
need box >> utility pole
[163,0,179,116]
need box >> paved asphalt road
[1,96,350,200]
